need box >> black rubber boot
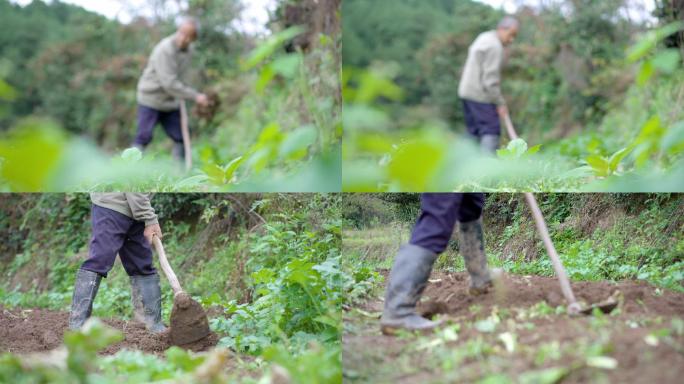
[480,134,500,153]
[68,269,102,330]
[130,274,167,333]
[459,218,493,295]
[380,244,441,335]
[172,142,185,163]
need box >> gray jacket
[458,30,506,106]
[137,34,199,111]
[90,193,158,226]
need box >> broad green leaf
[498,332,516,353]
[627,22,684,62]
[246,148,272,174]
[651,49,681,73]
[661,121,684,152]
[251,268,275,284]
[203,163,227,184]
[474,318,497,333]
[586,155,609,177]
[644,334,659,346]
[355,133,395,154]
[255,64,275,93]
[176,175,209,190]
[165,346,205,371]
[497,138,530,159]
[355,70,404,103]
[255,122,283,147]
[271,54,302,79]
[519,367,568,384]
[608,146,633,172]
[121,147,143,163]
[0,121,66,191]
[387,139,446,191]
[241,26,306,70]
[223,155,244,181]
[479,374,512,384]
[0,79,17,101]
[279,126,317,160]
[636,61,654,86]
[508,138,528,157]
[586,356,618,370]
[527,144,542,156]
[636,116,664,143]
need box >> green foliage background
[342,0,684,192]
[0,0,342,192]
[342,193,684,292]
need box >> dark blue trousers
[462,99,501,139]
[81,205,156,278]
[133,104,183,147]
[410,193,485,254]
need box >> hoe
[503,115,619,316]
[152,236,211,344]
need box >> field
[341,193,684,383]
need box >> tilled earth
[343,271,684,383]
[0,307,217,356]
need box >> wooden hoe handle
[502,115,580,311]
[180,100,192,172]
[152,236,183,295]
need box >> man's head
[496,16,519,46]
[175,18,199,51]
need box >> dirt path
[343,271,684,383]
[0,307,217,356]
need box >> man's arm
[151,45,200,101]
[125,193,158,226]
[480,46,506,107]
[125,193,162,243]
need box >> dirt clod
[169,292,212,346]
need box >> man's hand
[497,104,509,118]
[195,93,210,107]
[144,223,163,245]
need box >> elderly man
[458,16,520,152]
[380,193,496,334]
[69,193,166,333]
[133,18,209,161]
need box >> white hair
[498,16,520,30]
[178,17,200,33]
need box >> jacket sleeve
[125,193,158,226]
[151,44,199,100]
[479,46,506,106]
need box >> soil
[344,271,684,383]
[416,271,684,320]
[169,292,212,345]
[0,307,217,356]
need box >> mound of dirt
[0,307,217,356]
[169,292,212,346]
[417,272,684,320]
